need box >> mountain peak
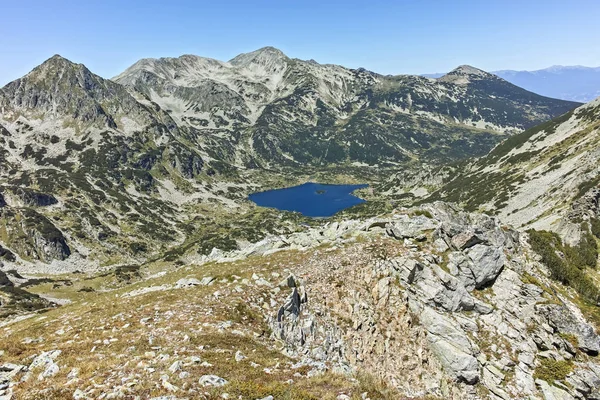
[229,46,288,66]
[1,54,154,129]
[38,54,81,69]
[453,64,488,75]
[439,65,495,84]
[21,54,88,85]
[48,53,69,61]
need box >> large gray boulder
[385,215,438,240]
[536,379,576,400]
[567,365,600,399]
[419,305,480,384]
[538,304,600,355]
[450,230,484,250]
[465,244,506,289]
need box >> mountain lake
[248,182,368,217]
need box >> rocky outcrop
[0,270,54,319]
[417,304,480,384]
[0,350,61,398]
[538,304,600,355]
[559,187,600,245]
[166,144,204,179]
[0,186,58,208]
[269,275,350,376]
[266,203,600,399]
[0,208,70,263]
[385,214,438,240]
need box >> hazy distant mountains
[424,66,600,102]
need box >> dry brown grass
[1,245,410,399]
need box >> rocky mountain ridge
[113,47,579,167]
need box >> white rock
[199,374,227,387]
[161,380,179,392]
[235,351,246,362]
[67,368,79,380]
[168,361,182,373]
[73,389,86,400]
[200,276,215,286]
[175,278,202,288]
[178,371,189,379]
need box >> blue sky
[1,0,599,85]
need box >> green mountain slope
[428,96,600,242]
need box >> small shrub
[527,229,600,303]
[559,333,579,349]
[564,226,597,270]
[533,358,573,382]
[412,209,433,218]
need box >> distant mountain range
[423,65,600,102]
[0,47,579,268]
[114,51,579,167]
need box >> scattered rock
[198,375,227,387]
[199,276,215,286]
[175,278,201,288]
[235,350,246,362]
[168,361,182,374]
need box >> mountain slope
[114,48,580,167]
[428,96,600,242]
[4,204,600,399]
[0,55,245,271]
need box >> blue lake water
[248,182,368,217]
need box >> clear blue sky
[1,0,599,85]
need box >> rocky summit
[1,46,600,400]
